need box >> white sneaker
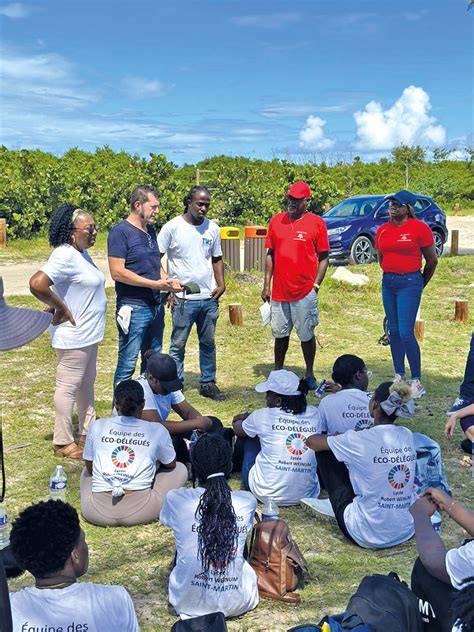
[410,379,426,399]
[300,497,336,519]
[393,374,407,383]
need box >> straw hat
[0,277,52,352]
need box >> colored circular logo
[111,445,135,469]
[286,432,307,456]
[355,418,373,431]
[388,464,411,489]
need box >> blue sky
[0,0,472,164]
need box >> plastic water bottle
[426,458,440,488]
[0,505,9,550]
[430,510,442,534]
[49,465,67,501]
[261,498,279,522]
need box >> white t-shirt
[327,424,416,549]
[158,216,222,299]
[10,582,139,632]
[136,374,185,420]
[242,405,320,505]
[446,540,474,590]
[317,389,373,434]
[83,415,176,493]
[41,244,107,349]
[160,487,259,619]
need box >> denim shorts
[271,289,318,342]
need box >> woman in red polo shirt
[375,190,438,399]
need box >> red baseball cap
[287,181,311,199]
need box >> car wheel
[433,230,444,257]
[349,235,374,265]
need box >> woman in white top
[160,433,259,620]
[29,203,107,459]
[233,370,320,506]
[307,381,417,549]
[81,379,187,527]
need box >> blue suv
[323,194,447,264]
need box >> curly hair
[48,202,84,247]
[272,377,309,415]
[332,354,365,387]
[183,186,210,212]
[191,433,238,575]
[114,379,145,417]
[373,381,412,422]
[10,500,80,578]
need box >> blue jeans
[460,332,474,401]
[382,271,423,379]
[114,303,164,387]
[241,436,261,490]
[169,298,219,386]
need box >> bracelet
[447,500,456,513]
[314,283,320,291]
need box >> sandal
[54,442,83,460]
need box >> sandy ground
[1,216,473,296]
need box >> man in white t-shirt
[317,354,373,434]
[158,186,226,401]
[410,488,474,632]
[9,500,139,632]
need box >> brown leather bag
[248,517,308,604]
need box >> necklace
[35,578,76,590]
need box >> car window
[414,198,429,213]
[325,199,378,218]
[376,200,389,218]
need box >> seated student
[317,354,373,434]
[232,370,320,506]
[307,381,416,549]
[81,379,188,527]
[9,500,139,631]
[160,433,259,619]
[135,350,222,462]
[410,487,474,632]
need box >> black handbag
[170,611,228,632]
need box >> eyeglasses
[146,232,155,250]
[361,368,373,377]
[388,201,405,209]
[73,225,99,235]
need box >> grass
[2,253,474,631]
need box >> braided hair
[48,202,84,247]
[277,378,309,415]
[183,186,210,212]
[190,433,238,575]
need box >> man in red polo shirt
[262,182,329,388]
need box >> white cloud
[299,116,335,150]
[353,86,446,150]
[260,103,346,119]
[122,76,174,98]
[0,2,28,18]
[231,12,301,29]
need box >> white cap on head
[255,370,301,396]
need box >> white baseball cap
[255,370,301,396]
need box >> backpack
[248,517,307,604]
[170,611,227,632]
[344,572,423,632]
[287,614,372,631]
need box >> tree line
[0,144,472,239]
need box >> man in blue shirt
[108,185,183,387]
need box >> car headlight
[327,226,351,236]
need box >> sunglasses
[73,225,99,235]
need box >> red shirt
[266,212,329,302]
[375,218,434,274]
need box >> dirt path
[1,217,473,296]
